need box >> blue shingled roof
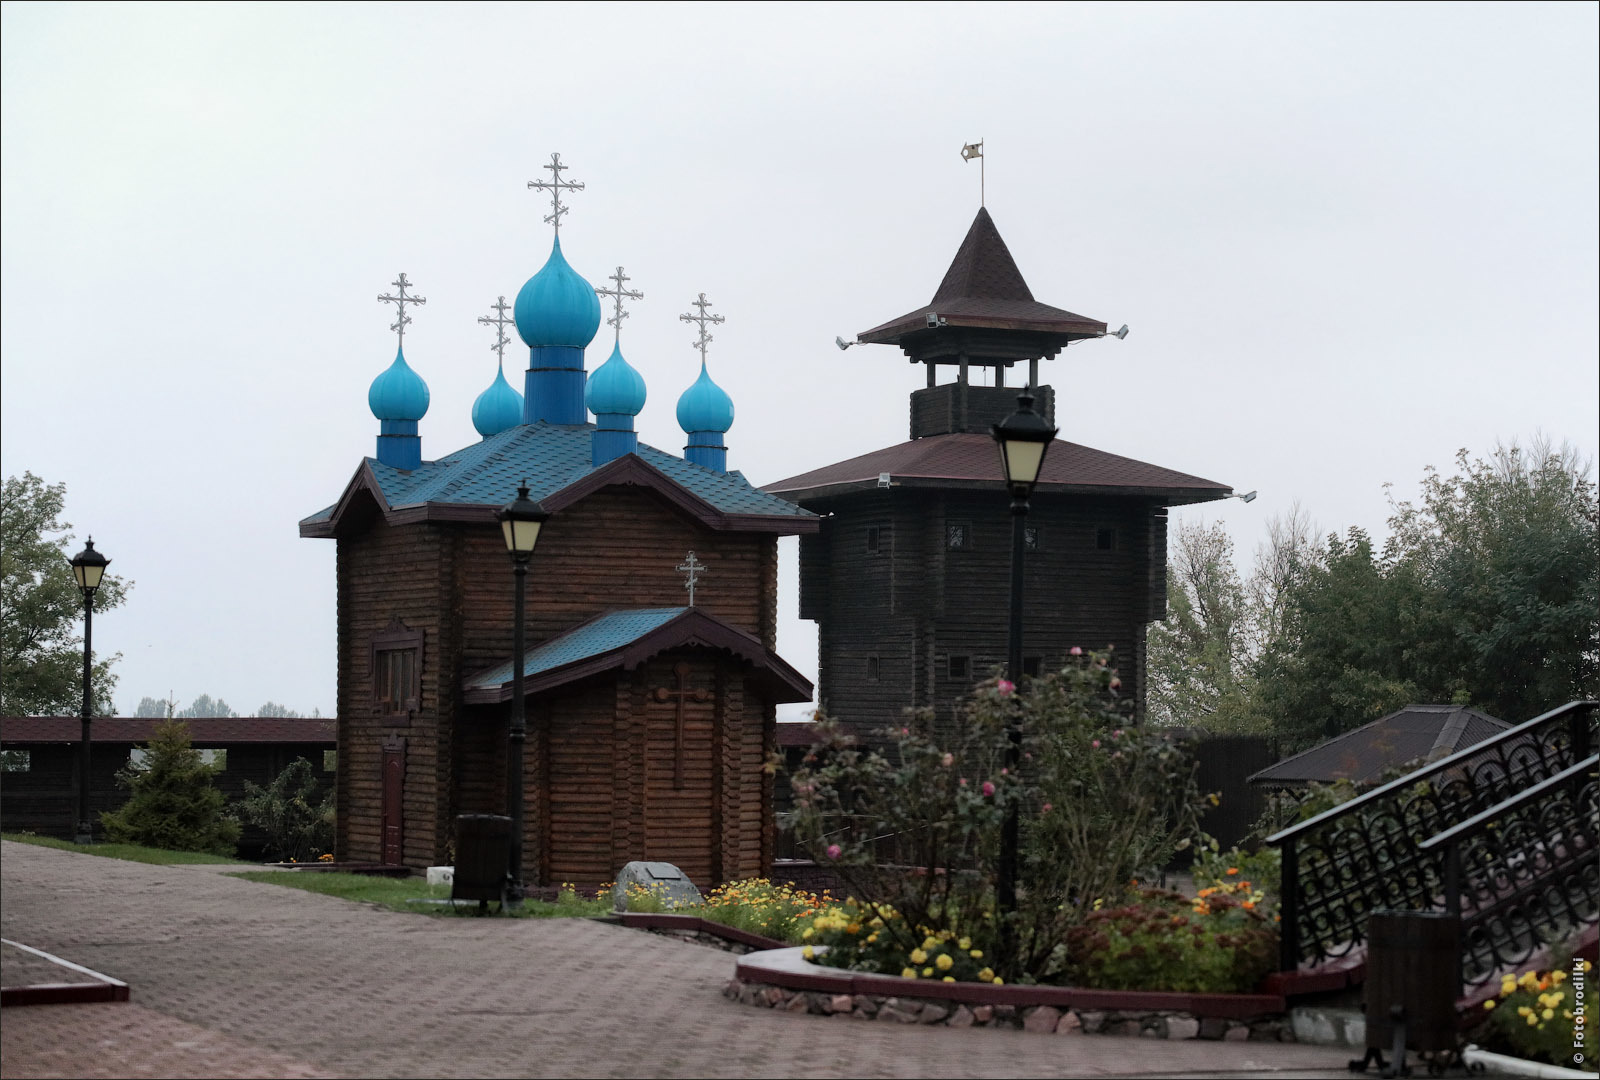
[463,607,687,691]
[348,422,810,520]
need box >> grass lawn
[227,870,613,918]
[1,832,241,865]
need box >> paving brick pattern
[0,842,1357,1078]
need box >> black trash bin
[452,814,511,909]
[1360,910,1461,1076]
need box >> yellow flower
[1519,971,1539,989]
[936,954,954,971]
[1541,1008,1554,1021]
[1552,970,1567,983]
[993,977,1004,985]
[922,967,933,977]
[866,933,878,944]
[801,946,815,960]
[901,967,917,979]
[942,976,955,983]
[977,967,995,982]
[910,949,928,964]
[802,928,815,940]
[958,937,971,950]
[969,949,983,959]
[922,936,939,950]
[1586,961,1594,973]
[1482,1000,1496,1011]
[1526,1014,1538,1027]
[1517,1006,1532,1017]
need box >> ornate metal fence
[1267,700,1597,975]
[1420,754,1599,987]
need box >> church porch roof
[460,606,813,705]
[764,432,1232,506]
[1246,705,1511,789]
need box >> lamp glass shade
[500,516,543,555]
[69,541,109,593]
[999,439,1048,488]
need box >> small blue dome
[472,364,523,437]
[368,346,430,421]
[585,341,647,417]
[514,237,602,348]
[676,361,734,434]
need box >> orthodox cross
[594,266,643,344]
[676,550,708,606]
[527,152,585,237]
[961,139,984,206]
[377,273,426,346]
[678,293,725,364]
[653,661,709,790]
[477,296,516,367]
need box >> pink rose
[1092,739,1101,749]
[959,778,968,787]
[1070,646,1083,656]
[826,844,842,861]
[1112,729,1123,738]
[996,679,1015,696]
[1041,802,1053,813]
[982,781,996,797]
[941,753,954,767]
[1109,677,1122,689]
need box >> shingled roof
[857,208,1107,344]
[301,422,818,538]
[1247,705,1510,788]
[764,432,1232,505]
[460,606,812,705]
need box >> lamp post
[69,538,110,845]
[991,392,1056,935]
[496,483,549,910]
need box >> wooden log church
[301,156,815,883]
[766,205,1234,739]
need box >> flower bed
[726,947,1291,1038]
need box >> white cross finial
[678,293,726,366]
[477,296,516,368]
[961,139,985,206]
[595,266,644,344]
[377,273,427,347]
[527,152,586,237]
[676,551,709,607]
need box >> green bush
[699,879,826,942]
[237,757,334,863]
[1064,886,1277,993]
[1472,965,1595,1067]
[99,720,240,856]
[804,899,1001,983]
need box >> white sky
[3,2,1595,718]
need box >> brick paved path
[0,841,1357,1078]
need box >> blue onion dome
[585,341,647,417]
[472,364,523,437]
[676,360,735,433]
[368,346,430,421]
[514,237,602,348]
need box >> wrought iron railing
[1267,700,1597,973]
[1419,754,1599,988]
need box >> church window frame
[946,521,972,551]
[947,655,970,680]
[866,526,883,554]
[867,655,881,680]
[370,618,424,722]
[1096,527,1118,551]
[1024,525,1042,552]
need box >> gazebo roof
[1247,705,1510,788]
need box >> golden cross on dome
[527,152,585,237]
[595,266,644,344]
[678,293,725,365]
[377,273,426,346]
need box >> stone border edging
[618,912,790,952]
[735,947,1285,1020]
[1,938,130,1008]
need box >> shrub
[237,757,334,863]
[1472,964,1595,1066]
[802,899,1002,983]
[99,720,240,856]
[1064,886,1277,993]
[782,651,1210,982]
[1192,836,1282,905]
[700,879,826,942]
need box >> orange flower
[1226,867,1239,876]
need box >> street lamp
[68,538,110,845]
[990,392,1056,944]
[496,483,549,909]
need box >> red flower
[996,679,1015,696]
[982,781,996,797]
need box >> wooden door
[643,662,715,884]
[381,739,405,865]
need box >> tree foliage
[1,472,130,716]
[99,720,240,855]
[255,701,301,718]
[176,693,237,718]
[237,757,333,862]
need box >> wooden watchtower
[766,208,1234,737]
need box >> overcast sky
[3,2,1595,719]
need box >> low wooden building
[767,207,1234,738]
[0,715,335,856]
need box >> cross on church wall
[377,273,427,346]
[653,661,709,790]
[676,551,708,606]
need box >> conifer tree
[99,720,240,855]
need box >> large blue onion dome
[471,364,523,437]
[676,361,734,433]
[585,341,647,417]
[514,237,602,348]
[368,346,430,421]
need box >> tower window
[946,522,970,550]
[370,618,425,720]
[1024,526,1042,552]
[866,526,881,554]
[1096,528,1117,551]
[867,656,881,680]
[947,655,970,680]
